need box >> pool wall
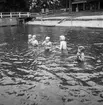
[0,18,19,26]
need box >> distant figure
[28,34,32,44]
[76,46,85,62]
[31,35,39,47]
[76,7,79,12]
[42,36,52,52]
[59,35,67,55]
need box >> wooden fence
[0,12,39,18]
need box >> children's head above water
[28,34,32,38]
[32,35,36,39]
[78,46,85,52]
[60,35,65,41]
[45,36,50,41]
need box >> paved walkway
[38,15,103,20]
[27,12,103,28]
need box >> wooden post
[66,0,68,11]
[83,3,85,11]
[19,12,21,17]
[69,0,72,12]
[76,4,79,12]
[27,12,30,17]
[0,13,2,18]
[10,12,12,18]
[98,1,100,10]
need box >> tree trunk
[69,0,72,12]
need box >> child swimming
[31,35,39,47]
[76,46,85,62]
[28,34,32,44]
[59,35,67,55]
[42,36,52,52]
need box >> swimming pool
[0,25,103,105]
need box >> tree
[3,0,29,11]
[0,0,73,12]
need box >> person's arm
[36,40,39,45]
[30,38,33,43]
[28,38,32,44]
[77,52,80,59]
[81,53,85,61]
[79,53,84,61]
[60,42,63,50]
[65,41,67,50]
[50,42,52,47]
[42,41,45,45]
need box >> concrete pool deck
[27,15,103,28]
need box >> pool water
[0,25,103,105]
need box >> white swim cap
[28,34,32,36]
[60,35,65,40]
[33,35,36,38]
[45,36,50,40]
[78,46,85,51]
[28,34,32,38]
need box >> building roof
[72,0,87,4]
[72,0,101,4]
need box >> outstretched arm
[79,53,85,61]
[60,42,63,50]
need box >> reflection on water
[0,25,103,105]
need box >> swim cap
[32,35,36,38]
[60,35,65,40]
[78,46,85,51]
[28,34,32,36]
[45,36,50,40]
[28,34,32,38]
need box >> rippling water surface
[0,25,103,105]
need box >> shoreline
[27,15,103,28]
[27,20,103,28]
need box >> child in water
[28,34,32,44]
[59,35,67,55]
[42,36,52,52]
[31,35,39,47]
[76,46,85,62]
